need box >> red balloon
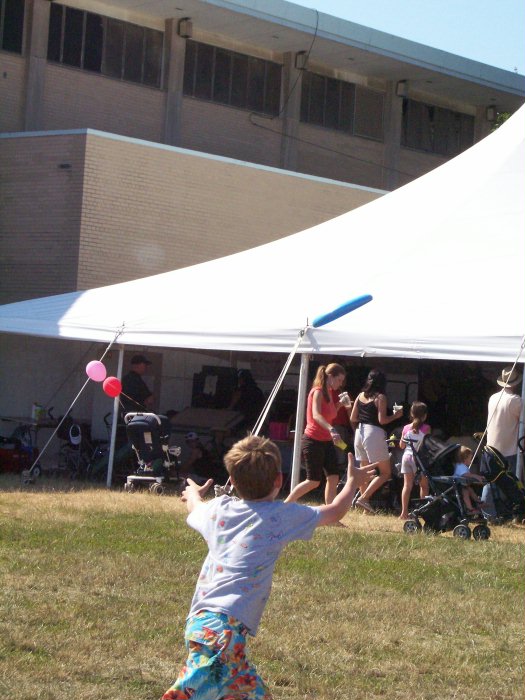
[103,376,122,398]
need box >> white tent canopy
[1,106,524,363]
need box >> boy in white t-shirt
[453,445,485,514]
[161,434,358,700]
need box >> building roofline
[205,0,525,93]
[0,128,387,195]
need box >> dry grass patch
[0,476,523,700]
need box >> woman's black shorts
[301,435,339,482]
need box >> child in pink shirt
[398,402,431,520]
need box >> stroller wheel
[124,481,135,493]
[472,524,491,540]
[403,519,421,535]
[149,482,165,495]
[31,464,42,479]
[453,524,471,540]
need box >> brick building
[0,0,524,433]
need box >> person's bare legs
[347,455,379,506]
[284,479,320,503]
[399,472,414,519]
[356,459,391,509]
[419,475,429,499]
[325,474,340,505]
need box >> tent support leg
[290,353,309,492]
[517,370,525,480]
[106,346,124,488]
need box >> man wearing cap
[121,354,154,417]
[486,366,523,468]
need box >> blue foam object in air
[311,294,373,328]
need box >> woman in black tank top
[349,369,403,513]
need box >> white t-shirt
[187,495,320,635]
[486,390,522,457]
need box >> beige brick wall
[296,123,387,189]
[0,134,85,302]
[42,64,165,142]
[0,52,26,133]
[180,97,281,167]
[77,131,383,289]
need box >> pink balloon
[86,360,107,382]
[103,376,122,398]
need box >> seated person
[181,432,227,485]
[453,445,485,514]
[228,369,264,433]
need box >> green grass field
[0,477,523,700]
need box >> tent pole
[290,352,309,491]
[106,346,124,488]
[517,370,525,480]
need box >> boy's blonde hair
[456,445,473,463]
[224,435,282,500]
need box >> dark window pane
[123,22,143,83]
[300,71,310,122]
[213,48,231,104]
[307,73,324,125]
[62,6,83,68]
[459,114,474,152]
[339,81,355,133]
[246,56,264,112]
[194,42,213,99]
[354,85,383,140]
[84,12,102,72]
[183,39,196,95]
[143,27,162,87]
[2,0,25,53]
[433,107,454,155]
[231,52,248,108]
[264,61,281,115]
[103,18,124,79]
[47,2,63,62]
[324,77,340,129]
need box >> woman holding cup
[285,363,348,506]
[349,368,403,513]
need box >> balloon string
[24,327,125,477]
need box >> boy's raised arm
[316,454,359,526]
[181,478,214,513]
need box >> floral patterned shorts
[162,610,272,700]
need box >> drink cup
[338,392,352,407]
[334,438,347,451]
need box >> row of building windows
[300,71,384,141]
[0,0,24,53]
[183,40,281,117]
[401,99,475,156]
[3,1,475,155]
[47,3,163,88]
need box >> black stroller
[403,435,491,540]
[123,413,183,495]
[478,440,525,523]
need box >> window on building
[1,0,25,53]
[300,71,384,141]
[401,98,474,156]
[47,3,163,88]
[183,40,282,116]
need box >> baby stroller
[403,435,491,540]
[123,413,183,495]
[478,440,525,524]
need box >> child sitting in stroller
[453,446,485,515]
